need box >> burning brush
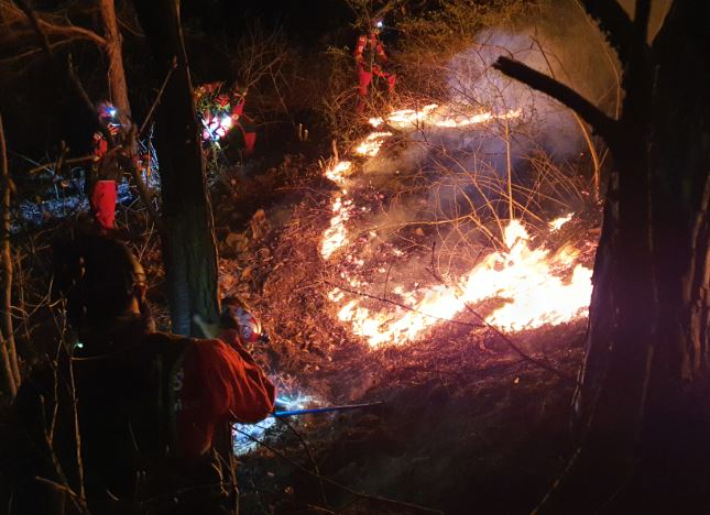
[320,103,596,348]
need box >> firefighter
[9,235,275,515]
[354,17,397,111]
[229,88,257,157]
[89,102,124,231]
[197,83,257,158]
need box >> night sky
[182,0,356,45]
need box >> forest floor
[204,152,594,515]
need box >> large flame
[330,219,591,347]
[321,104,593,347]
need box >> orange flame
[330,220,592,347]
[321,104,592,347]
[354,132,393,157]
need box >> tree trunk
[132,0,220,336]
[547,2,710,512]
[0,113,20,397]
[496,2,710,512]
[98,0,131,121]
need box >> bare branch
[5,0,106,48]
[139,57,177,137]
[492,56,618,145]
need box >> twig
[461,302,578,386]
[28,155,96,176]
[119,131,164,233]
[139,57,178,137]
[33,476,91,515]
[235,428,444,514]
[277,417,329,507]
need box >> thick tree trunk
[99,0,131,121]
[495,2,710,512]
[547,2,710,512]
[132,0,220,336]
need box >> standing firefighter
[354,18,396,112]
[8,235,275,515]
[89,102,124,231]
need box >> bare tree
[1,0,132,122]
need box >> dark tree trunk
[132,0,220,336]
[496,1,710,511]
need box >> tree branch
[492,57,618,145]
[579,0,637,64]
[7,0,106,47]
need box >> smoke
[338,0,620,285]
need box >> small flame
[549,213,573,231]
[369,104,438,129]
[321,193,353,259]
[368,104,521,130]
[354,132,393,157]
[325,160,353,184]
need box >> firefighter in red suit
[9,235,275,515]
[354,18,396,111]
[90,102,123,231]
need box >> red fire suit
[90,125,121,230]
[231,97,257,156]
[9,314,275,514]
[354,31,396,104]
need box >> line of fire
[0,0,708,514]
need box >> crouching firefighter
[8,235,275,515]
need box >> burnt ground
[238,325,584,515]
[209,157,593,514]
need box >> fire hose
[271,401,384,418]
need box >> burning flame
[331,220,592,347]
[321,193,354,259]
[549,213,573,231]
[325,160,353,183]
[320,103,593,348]
[369,104,521,130]
[354,132,393,157]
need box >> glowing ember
[354,132,393,157]
[321,193,354,259]
[549,213,573,231]
[333,219,592,347]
